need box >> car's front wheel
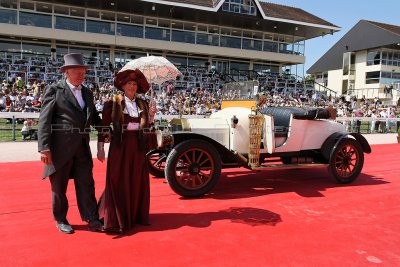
[328,138,364,183]
[165,139,221,197]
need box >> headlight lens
[156,130,174,148]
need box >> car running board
[250,163,328,171]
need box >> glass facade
[381,71,400,85]
[0,1,306,78]
[0,4,305,55]
[367,49,400,67]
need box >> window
[367,50,380,65]
[117,14,130,23]
[196,33,219,46]
[158,19,170,28]
[19,1,34,10]
[166,56,187,66]
[230,61,249,71]
[86,20,115,35]
[145,18,157,26]
[22,43,50,55]
[87,10,100,19]
[131,16,144,25]
[19,12,52,28]
[69,8,85,17]
[54,5,68,15]
[220,36,241,49]
[36,3,52,13]
[365,71,380,84]
[101,12,115,21]
[242,39,262,51]
[222,0,257,16]
[0,9,16,24]
[0,0,17,9]
[263,41,277,52]
[0,40,20,52]
[188,58,207,67]
[145,27,170,41]
[55,16,84,32]
[171,30,195,44]
[117,23,143,38]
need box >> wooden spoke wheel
[329,138,364,183]
[147,151,167,178]
[165,140,221,197]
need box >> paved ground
[0,133,397,162]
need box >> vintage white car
[147,89,371,197]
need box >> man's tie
[72,86,85,109]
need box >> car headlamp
[156,130,174,148]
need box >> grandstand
[0,0,340,95]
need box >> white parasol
[119,56,182,102]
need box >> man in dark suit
[38,53,103,234]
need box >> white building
[308,20,400,104]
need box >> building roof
[258,2,337,28]
[40,0,339,39]
[307,20,400,74]
[142,0,339,29]
[366,20,400,36]
[160,0,221,8]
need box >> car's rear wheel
[328,138,364,183]
[147,151,167,178]
[165,139,221,197]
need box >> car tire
[147,152,167,178]
[328,138,364,184]
[165,139,221,197]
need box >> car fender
[348,133,371,154]
[321,132,372,161]
[172,132,239,164]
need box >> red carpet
[1,144,399,266]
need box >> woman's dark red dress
[98,101,150,232]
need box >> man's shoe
[56,221,74,234]
[88,218,104,232]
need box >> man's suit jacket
[38,79,101,178]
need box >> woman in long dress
[97,69,156,232]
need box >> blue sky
[266,0,400,73]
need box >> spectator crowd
[1,73,400,134]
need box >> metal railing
[0,112,208,142]
[1,112,399,142]
[348,87,400,105]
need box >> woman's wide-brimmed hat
[114,69,150,94]
[60,53,88,72]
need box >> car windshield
[222,81,259,100]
